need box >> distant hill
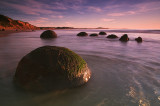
[0,14,39,30]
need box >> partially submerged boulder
[90,33,98,37]
[77,32,88,36]
[106,34,118,39]
[119,34,129,42]
[135,37,142,43]
[99,31,106,35]
[40,30,57,38]
[14,46,91,92]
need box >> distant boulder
[90,33,98,37]
[106,34,118,39]
[14,46,91,92]
[135,37,142,43]
[40,30,57,38]
[77,32,88,36]
[119,34,129,42]
[99,31,106,35]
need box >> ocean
[0,29,160,106]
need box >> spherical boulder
[99,31,106,35]
[90,33,98,37]
[135,37,142,43]
[106,34,118,39]
[14,46,91,92]
[77,32,88,36]
[40,30,57,38]
[119,34,129,42]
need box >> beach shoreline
[0,30,35,37]
[1,29,160,38]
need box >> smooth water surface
[0,29,160,106]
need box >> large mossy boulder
[106,34,118,39]
[40,30,57,38]
[119,34,129,42]
[135,37,142,43]
[99,31,106,35]
[14,46,91,92]
[77,32,88,36]
[90,33,98,37]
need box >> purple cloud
[88,6,102,12]
[1,0,62,15]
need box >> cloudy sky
[0,0,160,29]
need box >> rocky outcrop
[135,37,142,42]
[77,32,88,36]
[14,46,91,92]
[0,14,39,30]
[40,30,57,38]
[119,34,129,42]
[90,33,98,36]
[99,31,106,35]
[106,34,118,39]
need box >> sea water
[0,29,160,106]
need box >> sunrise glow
[0,0,160,29]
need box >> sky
[0,0,160,29]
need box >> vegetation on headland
[0,14,75,30]
[0,14,110,31]
[0,14,39,30]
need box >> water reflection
[0,30,160,105]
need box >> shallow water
[0,29,160,106]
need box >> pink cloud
[135,1,160,12]
[51,15,64,19]
[108,13,125,16]
[50,0,85,10]
[101,18,115,22]
[107,1,160,17]
[51,2,67,10]
[108,11,136,16]
[65,22,73,26]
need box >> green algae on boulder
[40,30,57,38]
[14,46,91,92]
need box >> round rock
[40,30,57,38]
[119,34,129,42]
[99,31,106,35]
[90,33,98,37]
[106,34,118,39]
[135,37,142,43]
[14,46,91,92]
[77,32,88,36]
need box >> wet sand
[0,30,35,37]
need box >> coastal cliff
[0,14,39,30]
